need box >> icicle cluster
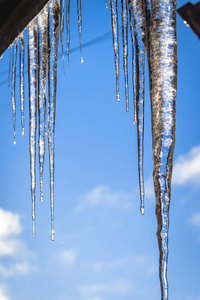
[109,0,177,299]
[6,0,177,298]
[8,0,83,241]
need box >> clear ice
[150,0,177,298]
[5,0,178,298]
[48,0,60,241]
[38,6,49,202]
[110,0,120,102]
[121,0,129,112]
[28,22,38,238]
[66,0,71,67]
[19,33,25,136]
[77,0,83,63]
[11,42,18,144]
[129,0,146,215]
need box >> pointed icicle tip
[140,207,144,215]
[51,230,55,241]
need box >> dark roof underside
[0,0,49,56]
[177,1,200,38]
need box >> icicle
[11,42,18,145]
[60,0,65,68]
[105,0,108,9]
[38,7,49,202]
[77,0,83,63]
[110,0,120,102]
[121,0,129,112]
[8,46,12,88]
[130,0,146,214]
[128,0,136,124]
[143,0,152,101]
[150,0,177,298]
[28,22,38,239]
[19,33,25,136]
[66,0,70,67]
[48,0,60,241]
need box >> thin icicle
[19,33,25,136]
[143,0,152,101]
[128,0,137,124]
[28,23,38,239]
[121,0,129,112]
[38,7,49,202]
[66,0,70,67]
[60,0,65,68]
[105,0,108,9]
[130,0,146,214]
[77,0,83,63]
[11,42,18,145]
[110,0,120,102]
[48,0,60,241]
[8,46,12,88]
[150,0,177,298]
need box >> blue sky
[0,0,200,299]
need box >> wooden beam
[0,0,49,56]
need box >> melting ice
[5,0,177,298]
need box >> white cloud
[79,280,132,299]
[0,262,33,278]
[172,145,200,185]
[0,286,9,300]
[74,185,133,212]
[189,212,200,228]
[0,209,21,238]
[0,208,34,278]
[57,248,78,269]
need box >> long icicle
[131,0,146,215]
[11,42,18,145]
[8,46,12,88]
[110,0,120,102]
[28,22,38,239]
[150,0,177,298]
[48,0,60,241]
[77,0,83,63]
[128,0,136,124]
[19,33,25,136]
[121,0,129,112]
[66,0,71,67]
[38,7,49,202]
[60,0,65,67]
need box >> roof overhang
[177,1,200,38]
[0,0,49,56]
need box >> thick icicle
[66,0,70,67]
[121,0,129,112]
[110,0,120,102]
[11,42,18,145]
[19,33,25,136]
[48,0,60,241]
[131,0,146,214]
[128,0,137,124]
[38,7,49,202]
[150,0,177,298]
[28,23,38,239]
[77,0,83,63]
